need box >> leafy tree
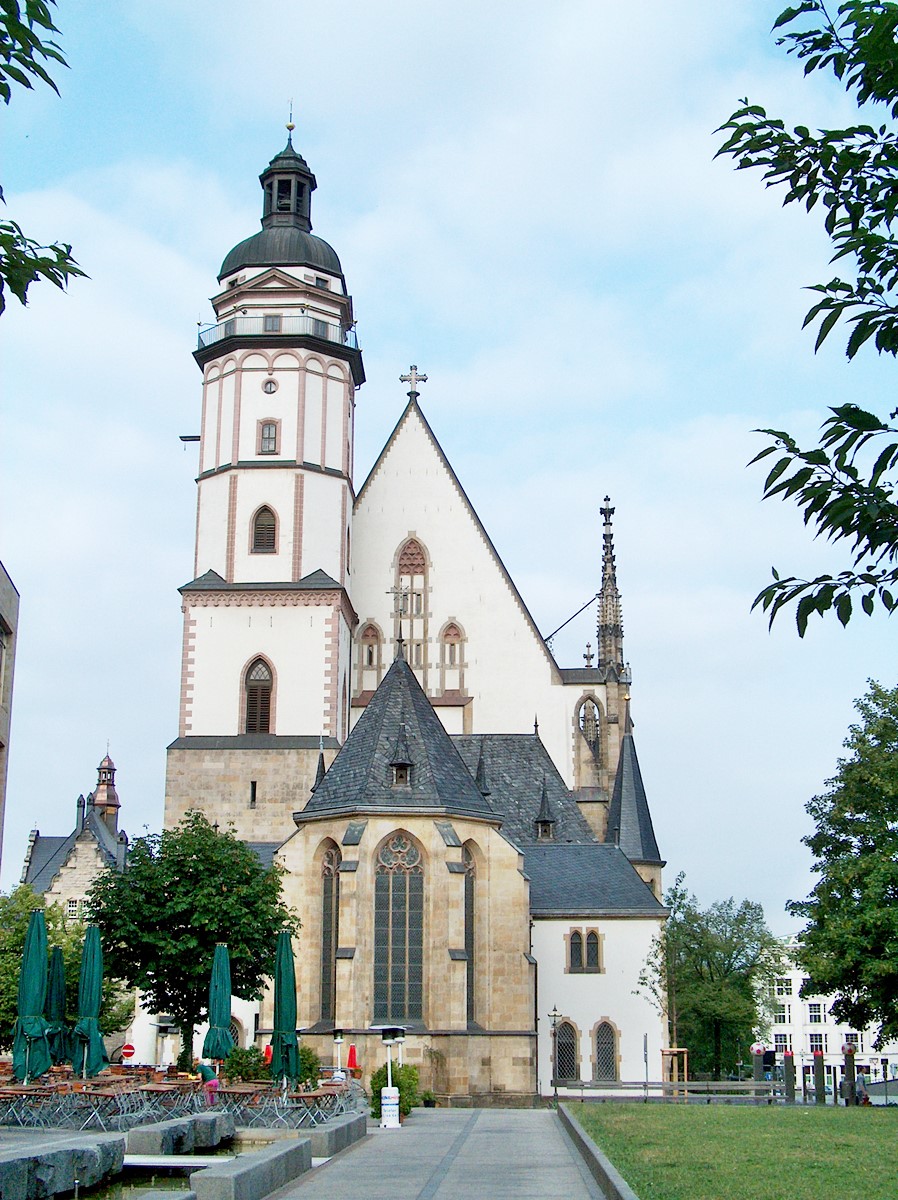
[0,885,133,1051]
[86,812,298,1070]
[788,679,898,1045]
[639,874,782,1079]
[717,2,898,632]
[1,0,85,314]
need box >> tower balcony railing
[197,314,359,351]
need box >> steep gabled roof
[22,808,121,894]
[297,653,496,821]
[452,734,597,847]
[355,399,562,678]
[604,715,663,865]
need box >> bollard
[842,1044,856,1107]
[813,1051,826,1105]
[784,1051,795,1104]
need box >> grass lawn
[571,1102,898,1200]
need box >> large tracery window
[555,1021,578,1081]
[464,845,475,1025]
[320,844,341,1022]
[394,538,428,681]
[594,1022,618,1081]
[374,833,424,1023]
[244,658,272,733]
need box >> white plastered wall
[531,915,666,1093]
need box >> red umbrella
[346,1043,358,1070]
[263,1044,272,1064]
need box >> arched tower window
[244,658,272,733]
[555,1022,578,1081]
[594,1022,618,1081]
[463,845,475,1025]
[578,698,601,762]
[252,506,277,553]
[374,833,424,1023]
[394,538,428,679]
[320,843,341,1022]
[442,623,462,667]
[570,930,583,972]
[586,930,601,972]
[360,624,381,669]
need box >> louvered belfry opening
[253,506,276,552]
[374,833,424,1022]
[245,658,272,732]
[320,844,340,1021]
[556,1022,578,1081]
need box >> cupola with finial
[91,753,120,833]
[260,122,317,234]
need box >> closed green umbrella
[12,909,52,1082]
[72,925,107,1078]
[44,946,70,1066]
[202,943,234,1061]
[269,930,299,1083]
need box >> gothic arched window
[586,930,601,972]
[594,1022,618,1081]
[252,506,277,553]
[555,1022,578,1081]
[570,930,583,972]
[320,843,341,1022]
[442,623,463,667]
[464,845,476,1025]
[394,538,428,675]
[360,624,381,669]
[374,833,424,1023]
[244,658,272,733]
[578,698,601,761]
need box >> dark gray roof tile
[605,721,663,865]
[524,844,667,916]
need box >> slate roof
[246,842,279,870]
[452,734,597,847]
[604,717,663,865]
[22,807,122,894]
[168,734,339,751]
[523,844,667,917]
[297,653,496,821]
[180,568,341,593]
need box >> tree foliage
[86,812,298,1067]
[0,0,85,314]
[639,875,782,1079]
[717,1,898,631]
[787,679,898,1045]
[0,885,133,1052]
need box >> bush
[369,1061,419,1118]
[221,1044,269,1082]
[298,1044,320,1088]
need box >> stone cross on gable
[400,364,428,399]
[583,642,595,668]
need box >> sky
[1,0,894,932]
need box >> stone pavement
[268,1107,607,1199]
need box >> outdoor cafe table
[0,1086,56,1127]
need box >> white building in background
[764,940,898,1100]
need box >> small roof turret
[604,704,663,866]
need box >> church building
[163,131,668,1100]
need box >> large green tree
[86,812,298,1068]
[788,680,898,1044]
[0,885,132,1051]
[640,875,782,1079]
[717,2,898,633]
[1,0,85,314]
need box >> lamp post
[396,1029,406,1068]
[549,1006,560,1106]
[380,1027,401,1129]
[333,1029,344,1081]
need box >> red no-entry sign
[121,1043,135,1059]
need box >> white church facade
[154,131,672,1100]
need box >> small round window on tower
[263,379,278,394]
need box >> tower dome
[219,134,343,281]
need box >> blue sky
[2,0,894,931]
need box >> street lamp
[549,1006,560,1105]
[395,1028,406,1068]
[333,1029,344,1080]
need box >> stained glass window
[374,834,424,1022]
[464,846,475,1025]
[320,845,340,1021]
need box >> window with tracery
[442,623,462,667]
[394,538,428,679]
[464,845,475,1025]
[320,844,341,1022]
[594,1022,617,1081]
[360,624,381,669]
[374,834,424,1023]
[244,658,272,733]
[578,698,601,761]
[252,506,277,553]
[586,930,601,971]
[555,1022,578,1081]
[570,930,583,972]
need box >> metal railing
[197,314,358,351]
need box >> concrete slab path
[268,1108,607,1199]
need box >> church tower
[165,129,364,838]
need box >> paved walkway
[272,1108,607,1200]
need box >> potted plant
[421,1089,437,1108]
